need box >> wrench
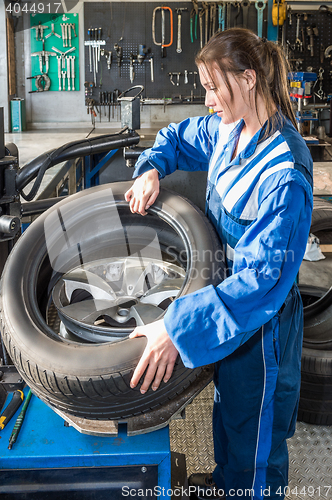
[66,56,71,91]
[218,2,225,31]
[70,55,75,91]
[234,2,241,26]
[241,0,250,29]
[226,2,232,29]
[295,14,302,51]
[61,70,66,91]
[176,8,188,54]
[255,0,266,38]
[57,55,62,91]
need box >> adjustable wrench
[255,0,266,38]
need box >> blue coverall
[133,114,313,500]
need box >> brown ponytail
[195,28,297,137]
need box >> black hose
[22,197,65,217]
[16,131,140,200]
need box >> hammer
[175,8,188,53]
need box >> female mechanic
[124,28,313,500]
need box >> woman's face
[198,64,253,125]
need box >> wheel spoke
[140,277,183,305]
[59,299,118,323]
[129,303,164,326]
[122,260,155,296]
[63,268,117,301]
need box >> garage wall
[10,0,207,130]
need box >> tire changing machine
[0,102,214,499]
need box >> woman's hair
[195,28,297,136]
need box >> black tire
[299,198,332,424]
[298,347,332,425]
[0,182,225,420]
[303,197,332,349]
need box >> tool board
[30,12,80,92]
[83,1,268,103]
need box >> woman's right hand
[124,169,160,216]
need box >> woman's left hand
[129,319,179,394]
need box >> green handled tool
[8,389,32,449]
[0,390,24,430]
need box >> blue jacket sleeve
[163,172,313,368]
[133,114,220,179]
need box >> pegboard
[83,1,268,105]
[283,9,332,101]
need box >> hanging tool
[199,2,209,48]
[31,44,56,75]
[295,14,303,52]
[8,389,32,450]
[241,0,250,29]
[110,91,115,119]
[152,6,174,58]
[306,25,314,56]
[101,48,112,70]
[52,46,75,69]
[218,2,225,32]
[68,23,73,48]
[114,43,123,77]
[168,72,176,85]
[255,0,266,38]
[98,27,102,66]
[0,390,24,431]
[315,68,326,100]
[204,1,209,43]
[66,56,71,91]
[129,53,136,84]
[57,55,62,90]
[234,2,241,27]
[27,73,51,93]
[93,27,98,84]
[149,56,154,82]
[226,2,231,29]
[87,28,92,73]
[210,3,217,38]
[190,0,199,42]
[60,23,66,47]
[31,22,49,41]
[176,8,188,53]
[70,55,75,90]
[137,44,148,64]
[61,70,66,90]
[45,23,61,40]
[272,0,287,27]
[114,89,121,120]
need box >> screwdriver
[8,389,32,449]
[88,27,92,73]
[0,390,24,431]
